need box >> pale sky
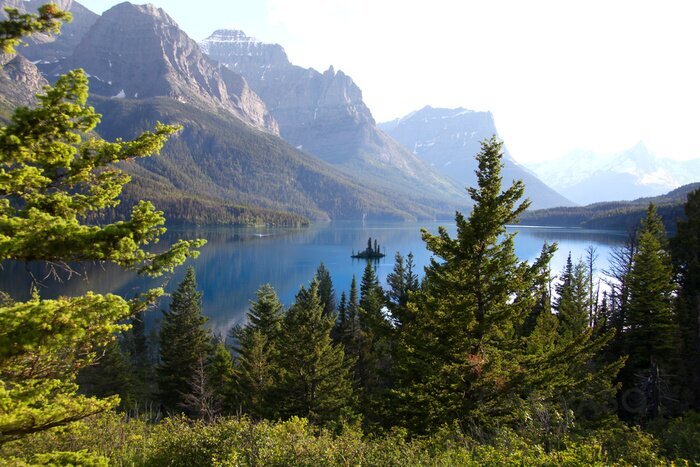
[79,0,700,163]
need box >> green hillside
[92,97,461,224]
[521,182,700,231]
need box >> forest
[1,6,699,466]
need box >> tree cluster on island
[351,237,385,259]
[0,6,700,465]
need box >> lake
[0,221,628,336]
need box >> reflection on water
[0,221,627,336]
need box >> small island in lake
[352,237,386,259]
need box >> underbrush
[1,412,697,466]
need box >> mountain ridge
[379,106,574,209]
[200,29,468,210]
[51,3,278,134]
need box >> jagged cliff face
[380,106,574,209]
[0,53,48,109]
[200,30,465,204]
[202,29,375,160]
[0,0,98,63]
[54,4,277,134]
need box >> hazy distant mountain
[529,142,700,204]
[52,4,278,133]
[200,29,466,209]
[0,0,98,63]
[379,106,573,209]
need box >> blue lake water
[0,221,627,336]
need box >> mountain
[528,142,700,204]
[0,0,98,63]
[379,106,573,209]
[0,53,47,112]
[521,182,700,232]
[52,3,277,134]
[200,29,466,209]
[93,96,437,223]
[0,2,460,223]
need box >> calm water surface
[0,221,627,336]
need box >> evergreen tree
[157,268,212,415]
[554,255,591,342]
[277,280,353,424]
[671,188,700,410]
[124,311,154,409]
[0,7,202,448]
[206,339,236,416]
[234,284,285,418]
[315,262,337,317]
[391,136,618,432]
[359,262,387,332]
[332,291,348,342]
[386,252,420,327]
[77,338,136,411]
[622,211,679,418]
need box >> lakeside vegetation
[521,183,700,232]
[0,6,699,466]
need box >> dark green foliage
[233,284,284,419]
[554,254,591,342]
[619,205,679,419]
[276,280,354,424]
[315,262,336,317]
[386,251,419,327]
[206,340,236,415]
[391,136,619,432]
[156,268,212,415]
[671,189,700,410]
[77,338,136,411]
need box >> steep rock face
[0,0,98,63]
[380,106,574,209]
[55,3,277,133]
[528,142,700,204]
[200,30,465,206]
[0,53,48,109]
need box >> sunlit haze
[80,0,700,163]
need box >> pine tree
[0,7,202,447]
[207,339,236,416]
[315,262,337,317]
[359,262,387,332]
[554,255,591,342]
[386,252,419,327]
[391,136,618,432]
[157,268,212,415]
[622,209,679,418]
[234,284,285,418]
[332,291,348,343]
[277,280,353,424]
[671,188,700,410]
[127,311,154,408]
[77,338,136,411]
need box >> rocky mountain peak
[54,3,278,133]
[200,29,289,68]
